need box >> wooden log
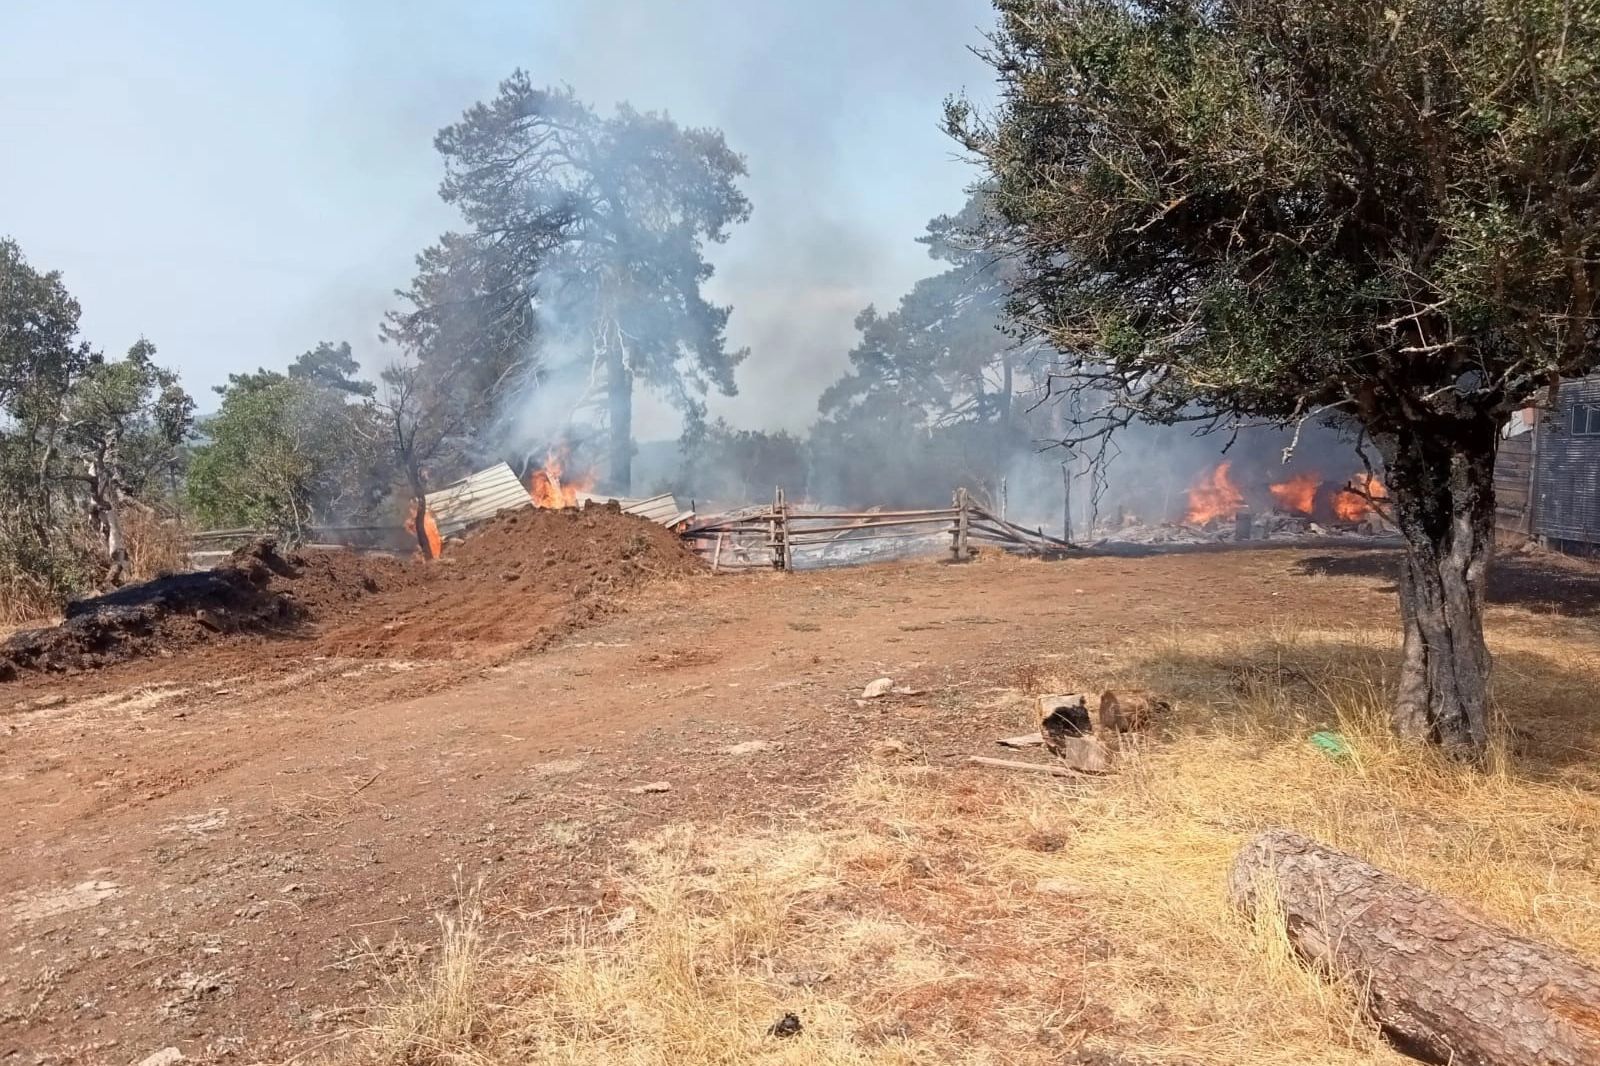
[966,755,1086,778]
[1230,828,1600,1066]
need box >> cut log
[966,756,1085,778]
[1230,828,1600,1066]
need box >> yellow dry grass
[344,609,1600,1066]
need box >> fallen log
[966,755,1085,778]
[1230,828,1600,1066]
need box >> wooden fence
[684,487,1075,572]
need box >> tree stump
[1230,828,1600,1066]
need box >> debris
[967,755,1089,778]
[604,906,638,934]
[861,678,895,699]
[997,732,1044,748]
[1037,693,1093,756]
[136,1049,185,1066]
[767,1012,804,1038]
[1309,731,1353,760]
[10,879,122,922]
[1097,690,1168,733]
[1049,735,1114,774]
[891,685,924,696]
[722,740,774,756]
[871,738,912,761]
[629,781,672,794]
[194,608,223,632]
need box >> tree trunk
[1373,417,1498,755]
[606,337,633,495]
[406,463,433,561]
[1230,828,1600,1066]
[86,454,130,586]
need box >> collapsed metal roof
[425,462,531,536]
[425,465,693,536]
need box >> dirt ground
[4,541,1598,1064]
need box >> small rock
[722,740,773,756]
[861,678,895,699]
[137,1049,185,1066]
[767,1012,803,1038]
[870,738,911,761]
[605,906,637,934]
[630,782,672,795]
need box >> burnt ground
[2,542,1597,1063]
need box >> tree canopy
[402,75,753,491]
[948,0,1600,753]
[186,353,388,539]
[1,238,193,604]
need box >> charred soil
[0,504,701,683]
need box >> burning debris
[1091,461,1395,547]
[527,447,596,510]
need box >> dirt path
[3,545,1581,1063]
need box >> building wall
[1528,374,1600,549]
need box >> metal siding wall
[1535,375,1600,545]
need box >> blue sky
[0,0,996,435]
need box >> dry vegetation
[344,606,1600,1066]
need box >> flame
[1268,472,1321,515]
[403,498,442,559]
[527,448,596,509]
[1334,473,1387,522]
[1185,461,1245,524]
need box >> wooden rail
[686,488,1075,572]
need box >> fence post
[953,487,970,561]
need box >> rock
[629,781,672,795]
[861,678,895,699]
[605,906,638,934]
[767,1012,803,1038]
[870,738,911,761]
[136,1049,185,1066]
[723,740,774,756]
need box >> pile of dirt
[0,537,415,679]
[0,505,701,680]
[312,502,703,659]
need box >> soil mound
[314,502,702,659]
[0,538,414,679]
[1,505,700,680]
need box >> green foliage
[1,238,192,605]
[187,353,388,537]
[947,0,1600,434]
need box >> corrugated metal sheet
[1534,373,1600,546]
[425,463,531,536]
[574,491,692,527]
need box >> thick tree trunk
[606,339,633,495]
[1373,418,1499,755]
[1231,829,1600,1066]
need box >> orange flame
[1185,461,1245,524]
[1268,472,1321,515]
[1334,473,1387,522]
[527,448,596,509]
[403,498,442,559]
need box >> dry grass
[122,505,190,583]
[344,613,1600,1066]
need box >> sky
[0,0,998,436]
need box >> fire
[403,498,442,559]
[1334,473,1387,522]
[527,448,596,509]
[1268,472,1321,515]
[1185,461,1245,524]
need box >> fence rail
[686,487,1074,572]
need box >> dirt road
[3,544,1588,1063]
